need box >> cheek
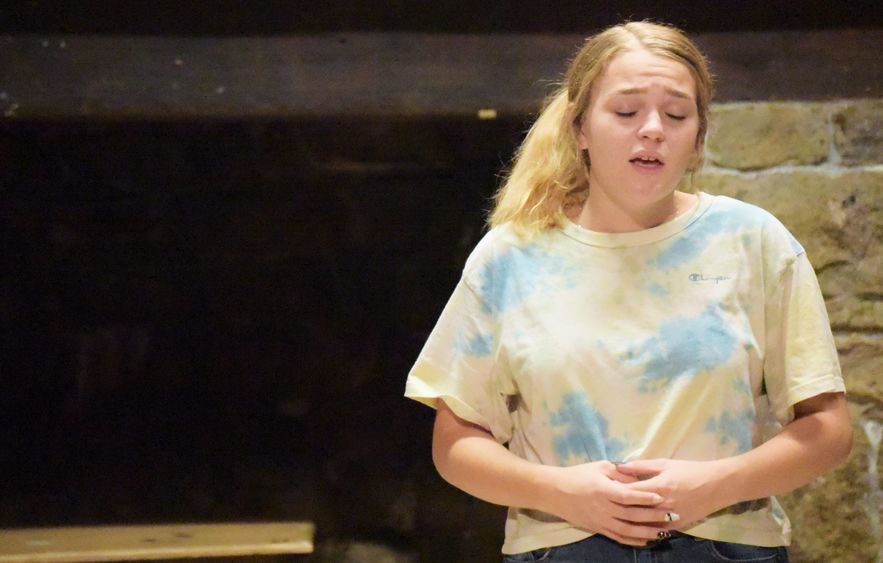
[679,131,701,161]
[686,123,701,150]
[586,145,625,178]
[583,122,621,153]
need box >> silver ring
[657,530,672,540]
[664,512,680,522]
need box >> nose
[638,110,664,142]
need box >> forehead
[593,48,696,99]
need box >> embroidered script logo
[689,273,732,284]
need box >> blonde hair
[489,21,714,235]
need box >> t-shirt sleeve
[404,275,515,444]
[763,251,845,426]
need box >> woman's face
[576,48,700,209]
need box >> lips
[629,152,665,168]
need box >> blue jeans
[503,533,789,562]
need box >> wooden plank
[694,29,883,102]
[0,30,880,120]
[0,522,314,562]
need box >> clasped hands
[545,458,731,547]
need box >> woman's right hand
[541,461,672,546]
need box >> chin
[624,184,679,203]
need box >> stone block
[705,103,830,170]
[781,401,882,563]
[697,169,883,330]
[837,334,883,401]
[827,297,883,331]
[834,99,883,166]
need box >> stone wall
[698,99,883,563]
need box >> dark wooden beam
[1,30,880,120]
[2,1,880,35]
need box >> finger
[608,520,668,542]
[599,461,639,482]
[622,477,667,495]
[608,486,664,506]
[617,460,664,478]
[608,469,640,484]
[615,506,681,524]
[653,499,678,512]
[618,459,665,470]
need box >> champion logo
[689,273,732,283]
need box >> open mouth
[630,156,664,168]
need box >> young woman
[405,21,852,562]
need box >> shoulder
[460,223,567,309]
[704,193,783,227]
[701,193,805,257]
[463,222,549,274]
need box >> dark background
[1,1,881,34]
[1,3,881,561]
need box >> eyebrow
[613,87,693,100]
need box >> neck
[575,191,692,233]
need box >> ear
[577,127,590,150]
[574,120,590,151]
[687,145,702,171]
[567,102,590,150]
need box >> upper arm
[791,392,852,461]
[431,399,500,477]
[792,391,848,419]
[433,399,495,446]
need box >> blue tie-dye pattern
[455,331,494,357]
[646,282,669,297]
[550,392,627,463]
[620,304,739,392]
[731,375,752,394]
[772,502,786,519]
[477,244,571,316]
[705,409,754,452]
[651,199,767,270]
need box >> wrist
[710,456,745,508]
[530,464,567,515]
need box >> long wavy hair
[489,21,714,235]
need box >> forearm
[715,392,852,506]
[433,400,696,545]
[431,401,556,512]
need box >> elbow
[796,392,853,469]
[431,416,461,486]
[823,403,854,468]
[432,455,457,488]
[431,436,451,482]
[432,433,468,490]
[833,422,854,467]
[831,397,854,467]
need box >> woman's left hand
[615,458,735,529]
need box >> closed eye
[667,113,686,121]
[615,111,637,118]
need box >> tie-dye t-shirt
[405,192,845,554]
